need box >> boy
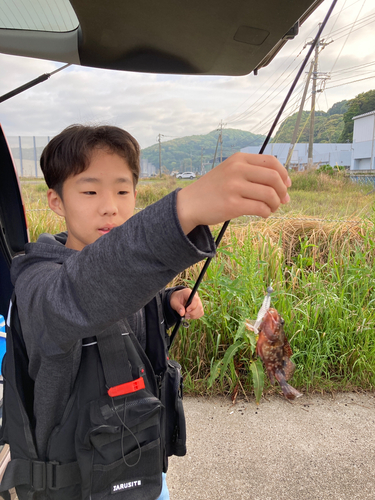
[5,124,290,499]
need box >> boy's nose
[100,195,118,216]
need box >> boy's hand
[170,288,204,319]
[176,153,291,234]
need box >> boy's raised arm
[177,153,291,235]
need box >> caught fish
[247,308,302,400]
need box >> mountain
[141,128,265,173]
[274,100,348,144]
[141,90,375,172]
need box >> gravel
[167,392,375,500]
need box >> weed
[21,173,375,398]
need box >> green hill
[274,100,348,144]
[141,90,375,173]
[141,128,265,173]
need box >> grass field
[21,170,375,399]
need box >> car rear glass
[0,0,79,32]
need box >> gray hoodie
[11,190,215,458]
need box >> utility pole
[211,135,220,170]
[285,59,314,170]
[200,147,204,175]
[157,133,164,177]
[307,40,319,168]
[211,120,225,170]
[307,27,332,168]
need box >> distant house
[350,110,375,171]
[241,143,351,169]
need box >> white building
[241,143,352,169]
[140,158,156,177]
[350,110,375,171]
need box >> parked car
[176,172,196,179]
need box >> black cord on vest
[169,0,338,346]
[111,397,142,467]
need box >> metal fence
[6,136,50,178]
[6,136,156,179]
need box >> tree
[315,114,344,143]
[275,106,346,144]
[340,89,375,143]
[140,129,265,172]
[327,100,348,116]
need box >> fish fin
[283,357,296,381]
[266,368,275,385]
[275,370,302,400]
[283,339,293,358]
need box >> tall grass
[171,217,375,396]
[20,182,66,240]
[20,171,375,397]
[136,176,176,207]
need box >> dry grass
[19,175,375,394]
[174,216,373,287]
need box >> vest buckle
[31,461,46,491]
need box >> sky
[1,0,375,150]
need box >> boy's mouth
[98,225,116,234]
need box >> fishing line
[169,0,339,345]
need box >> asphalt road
[167,392,375,500]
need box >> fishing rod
[0,64,71,104]
[169,0,338,345]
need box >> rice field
[21,170,375,398]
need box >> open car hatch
[0,0,324,76]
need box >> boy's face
[48,149,137,251]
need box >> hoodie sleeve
[12,190,215,355]
[162,286,187,329]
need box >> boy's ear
[47,189,65,217]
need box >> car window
[0,0,79,32]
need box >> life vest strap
[0,457,80,492]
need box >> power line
[330,60,375,75]
[226,70,306,129]
[225,48,305,124]
[329,0,368,75]
[328,12,375,38]
[226,57,304,125]
[224,0,357,130]
[329,70,375,85]
[224,11,334,127]
[325,74,375,89]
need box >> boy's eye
[118,191,129,195]
[83,191,96,195]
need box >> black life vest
[0,293,186,500]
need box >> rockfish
[252,308,302,400]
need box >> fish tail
[279,380,303,400]
[275,370,303,400]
